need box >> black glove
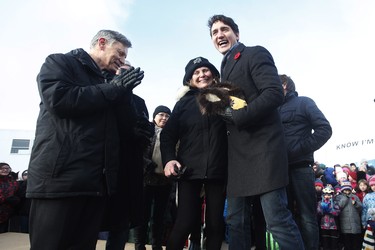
[6,196,20,205]
[110,67,144,91]
[133,117,155,148]
[172,165,187,180]
[219,106,234,124]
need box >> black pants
[133,184,171,250]
[341,233,362,250]
[29,196,105,250]
[166,179,225,250]
[106,229,129,250]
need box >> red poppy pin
[234,52,241,60]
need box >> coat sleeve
[37,53,126,118]
[160,102,180,166]
[293,97,332,156]
[362,196,369,228]
[354,195,363,212]
[336,194,349,209]
[232,46,284,129]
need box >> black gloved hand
[218,106,234,124]
[110,67,144,91]
[133,117,155,148]
[172,165,187,180]
[109,67,130,86]
[6,196,20,205]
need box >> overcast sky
[1,0,374,166]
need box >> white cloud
[0,0,133,129]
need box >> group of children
[314,163,375,250]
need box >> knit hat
[153,105,171,119]
[183,57,220,85]
[347,171,357,181]
[22,170,28,177]
[336,171,347,181]
[369,176,375,186]
[315,179,324,188]
[322,185,334,194]
[340,180,352,192]
[334,184,341,193]
[368,208,375,219]
[342,165,350,174]
[319,163,326,170]
[0,162,10,168]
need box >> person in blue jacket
[279,74,332,250]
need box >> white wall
[315,133,375,167]
[0,129,34,174]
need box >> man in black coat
[102,62,154,250]
[27,30,144,250]
[279,74,332,250]
[207,15,304,250]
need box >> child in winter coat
[362,208,375,250]
[362,176,375,229]
[317,185,341,250]
[356,179,370,203]
[335,180,362,250]
[362,176,375,250]
[315,179,324,203]
[347,171,358,190]
[325,167,339,187]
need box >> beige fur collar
[176,85,191,101]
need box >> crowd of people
[0,163,29,234]
[313,160,375,250]
[3,159,375,249]
[1,13,374,250]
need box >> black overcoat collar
[221,43,246,80]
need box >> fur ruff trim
[176,86,190,101]
[197,83,247,115]
[197,87,230,115]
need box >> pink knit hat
[368,176,375,186]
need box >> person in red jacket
[0,162,19,233]
[356,179,370,203]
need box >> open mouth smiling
[218,40,228,47]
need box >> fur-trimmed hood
[176,85,191,101]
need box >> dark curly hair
[207,15,239,37]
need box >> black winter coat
[221,43,288,197]
[160,87,227,181]
[27,48,131,198]
[279,91,332,166]
[102,94,150,230]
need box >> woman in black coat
[161,57,227,250]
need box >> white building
[0,129,35,174]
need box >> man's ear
[98,38,106,49]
